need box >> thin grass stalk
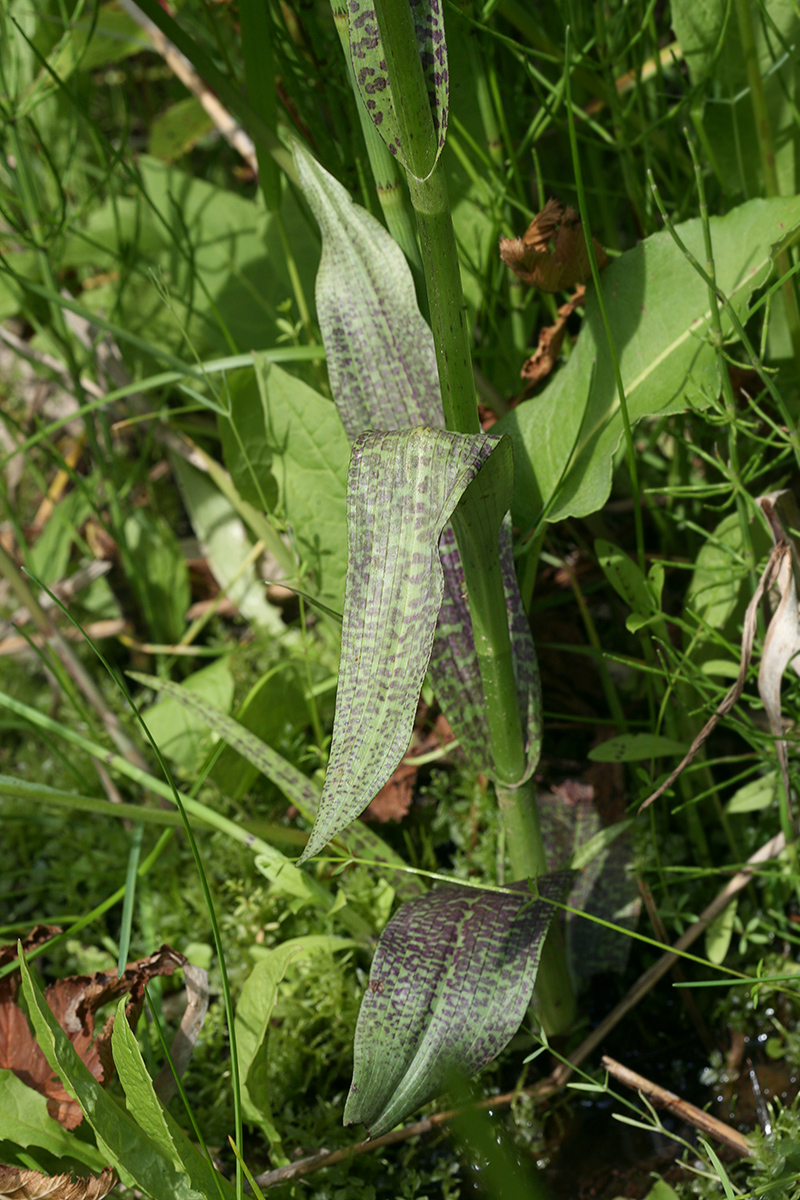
[564,27,646,576]
[733,0,800,369]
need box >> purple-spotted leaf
[344,872,571,1135]
[346,0,448,178]
[294,144,542,795]
[299,427,514,863]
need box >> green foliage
[4,0,800,1194]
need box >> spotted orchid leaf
[346,0,448,179]
[300,428,516,862]
[294,143,542,797]
[343,872,572,1135]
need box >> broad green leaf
[235,937,357,1145]
[123,509,191,646]
[726,771,777,814]
[62,157,320,364]
[685,511,751,633]
[343,873,571,1136]
[18,952,223,1200]
[588,734,688,763]
[299,428,519,863]
[498,197,800,526]
[705,898,738,966]
[295,145,542,787]
[227,356,350,611]
[129,671,423,897]
[595,539,656,615]
[210,664,308,802]
[111,999,229,1200]
[149,97,215,162]
[171,455,285,634]
[141,658,234,768]
[346,0,448,178]
[0,1069,107,1172]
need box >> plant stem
[498,779,577,1035]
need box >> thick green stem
[369,0,574,1025]
[498,779,577,1035]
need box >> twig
[602,1055,753,1157]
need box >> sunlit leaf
[344,873,571,1136]
[346,0,448,178]
[299,428,520,862]
[294,144,541,791]
[499,197,800,526]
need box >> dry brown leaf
[364,713,455,823]
[0,1167,116,1200]
[521,286,585,387]
[499,199,608,293]
[0,936,189,1129]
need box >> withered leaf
[499,198,608,293]
[521,286,585,387]
[364,713,455,823]
[0,937,188,1130]
[0,1167,116,1200]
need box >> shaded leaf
[299,429,520,863]
[346,0,448,177]
[141,658,234,769]
[537,782,638,985]
[0,1166,116,1200]
[726,772,777,814]
[500,200,607,293]
[589,734,688,763]
[344,873,571,1136]
[705,899,738,966]
[148,97,215,162]
[498,197,800,526]
[171,455,284,634]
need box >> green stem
[497,779,576,1035]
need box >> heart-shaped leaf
[346,0,448,178]
[344,872,571,1136]
[294,144,542,795]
